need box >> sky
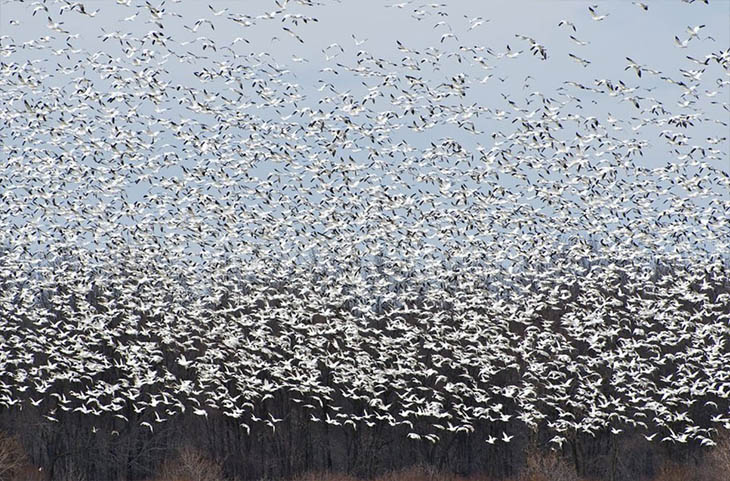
[2,0,727,153]
[0,0,728,278]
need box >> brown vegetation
[0,431,27,481]
[154,446,224,481]
[134,432,730,481]
[0,431,45,481]
[707,432,730,474]
[292,471,360,481]
[4,427,729,481]
[513,450,578,481]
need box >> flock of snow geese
[0,0,729,450]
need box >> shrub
[698,432,730,481]
[291,471,359,481]
[155,445,224,481]
[654,462,700,481]
[515,450,578,481]
[10,464,45,481]
[708,432,730,473]
[0,431,26,481]
[371,464,450,481]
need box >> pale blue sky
[2,0,727,167]
[0,0,728,268]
